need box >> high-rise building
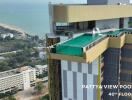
[47,1,132,100]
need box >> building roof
[0,69,19,79]
[0,66,33,79]
[35,65,47,69]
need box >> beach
[0,3,50,37]
[0,23,26,36]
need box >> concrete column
[102,48,121,100]
[47,36,62,100]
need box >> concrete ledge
[109,34,125,48]
[122,44,132,49]
[125,34,132,44]
[85,38,109,63]
[49,53,86,63]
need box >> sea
[0,3,50,38]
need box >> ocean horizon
[0,3,50,38]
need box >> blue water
[0,3,50,38]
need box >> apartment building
[47,0,132,100]
[0,66,36,93]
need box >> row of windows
[120,73,132,82]
[121,49,132,58]
[121,61,132,70]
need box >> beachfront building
[47,0,132,100]
[0,66,36,93]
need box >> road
[0,50,23,56]
[15,82,48,100]
[15,87,35,100]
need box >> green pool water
[56,34,103,56]
[55,29,132,56]
[60,34,102,47]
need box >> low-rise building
[0,33,14,39]
[35,65,48,82]
[35,65,48,76]
[0,66,36,93]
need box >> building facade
[35,65,48,76]
[0,66,36,93]
[47,1,132,100]
[61,59,100,100]
[47,29,132,100]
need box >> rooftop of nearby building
[0,66,33,79]
[35,65,47,69]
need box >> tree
[0,61,11,72]
[34,35,39,42]
[34,83,44,94]
[7,96,16,100]
[40,94,49,100]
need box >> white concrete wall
[61,59,99,100]
[23,71,30,90]
[96,19,119,29]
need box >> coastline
[0,23,27,36]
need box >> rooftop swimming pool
[53,29,132,57]
[55,34,104,56]
[59,34,103,47]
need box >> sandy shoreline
[0,23,26,35]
